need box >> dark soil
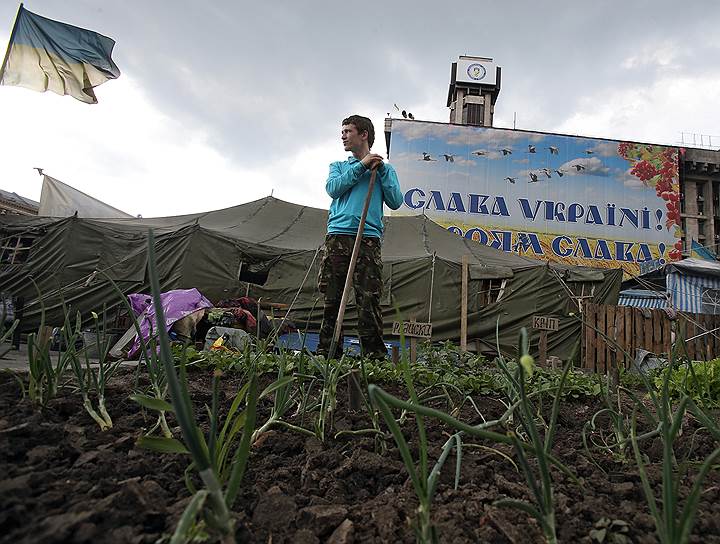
[0,367,719,544]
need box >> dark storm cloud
[2,0,719,167]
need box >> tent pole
[428,251,436,323]
[328,168,378,360]
[461,254,468,351]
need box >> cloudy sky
[1,0,719,217]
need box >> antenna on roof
[270,189,274,197]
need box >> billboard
[388,119,682,277]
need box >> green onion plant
[102,272,175,438]
[26,280,79,407]
[367,326,576,543]
[64,308,122,430]
[137,230,257,543]
[491,328,574,544]
[630,340,720,544]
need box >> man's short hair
[342,115,374,148]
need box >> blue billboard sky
[389,119,678,245]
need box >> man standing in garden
[317,115,404,359]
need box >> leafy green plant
[129,332,173,438]
[308,355,345,443]
[491,328,574,544]
[65,309,122,430]
[102,272,174,438]
[367,325,577,543]
[582,372,633,465]
[368,388,462,542]
[655,358,720,409]
[369,378,575,543]
[342,358,389,451]
[630,344,720,544]
[26,280,79,407]
[249,358,312,443]
[138,230,258,543]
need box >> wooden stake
[410,337,417,364]
[460,255,468,351]
[347,369,362,412]
[538,330,548,367]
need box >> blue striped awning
[667,272,720,314]
[618,289,667,309]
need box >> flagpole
[0,3,24,84]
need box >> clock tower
[447,56,501,127]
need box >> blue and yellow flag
[0,4,120,104]
[690,239,716,261]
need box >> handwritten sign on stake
[532,315,559,332]
[392,321,432,339]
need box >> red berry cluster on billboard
[618,142,682,260]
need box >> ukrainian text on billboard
[389,120,682,277]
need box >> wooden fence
[582,303,720,373]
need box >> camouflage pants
[317,234,386,358]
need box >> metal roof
[0,189,39,209]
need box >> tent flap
[469,263,514,280]
[1,196,622,359]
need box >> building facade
[681,148,720,254]
[0,189,38,216]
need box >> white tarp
[38,175,133,218]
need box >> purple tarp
[128,288,212,358]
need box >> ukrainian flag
[691,239,717,261]
[0,4,120,104]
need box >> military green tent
[1,196,621,358]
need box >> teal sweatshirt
[325,156,404,238]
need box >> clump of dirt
[0,368,718,543]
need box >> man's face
[341,124,365,152]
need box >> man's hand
[361,153,384,171]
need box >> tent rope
[427,252,436,323]
[548,266,584,312]
[259,205,307,245]
[266,245,321,346]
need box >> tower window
[463,104,484,126]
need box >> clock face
[467,63,487,81]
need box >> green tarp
[1,197,621,358]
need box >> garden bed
[1,364,719,544]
